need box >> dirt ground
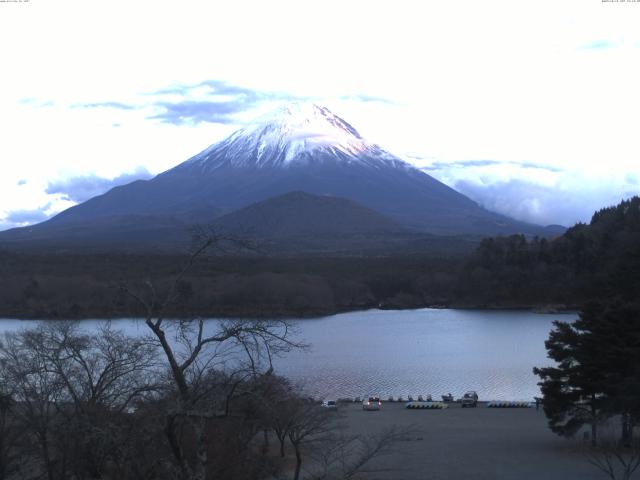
[338,401,607,480]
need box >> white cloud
[422,160,639,226]
[46,167,153,203]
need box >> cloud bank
[4,206,51,225]
[147,80,308,125]
[45,167,153,203]
[71,79,315,126]
[0,169,154,231]
[422,159,639,227]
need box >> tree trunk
[192,418,208,480]
[33,424,56,480]
[146,321,190,397]
[277,434,286,458]
[0,430,6,480]
[591,399,598,447]
[165,415,186,471]
[41,437,55,480]
[293,445,302,480]
[622,413,632,447]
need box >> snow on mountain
[180,103,410,172]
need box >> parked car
[321,400,338,409]
[362,396,382,411]
[461,391,478,408]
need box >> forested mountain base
[1,197,638,319]
[0,253,463,319]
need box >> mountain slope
[0,214,190,252]
[0,103,560,252]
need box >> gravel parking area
[340,401,604,480]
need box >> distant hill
[211,191,483,255]
[214,191,404,237]
[212,191,401,254]
[0,103,562,253]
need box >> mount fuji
[0,103,562,252]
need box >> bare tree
[0,390,22,480]
[584,426,640,480]
[29,322,159,412]
[120,233,304,480]
[0,322,161,480]
[39,322,159,478]
[259,376,298,458]
[308,425,418,480]
[261,384,417,480]
[285,400,336,480]
[0,329,66,480]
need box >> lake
[0,308,576,401]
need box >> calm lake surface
[0,308,577,401]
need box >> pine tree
[534,314,608,446]
[534,301,640,446]
[582,302,640,446]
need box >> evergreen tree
[534,301,640,446]
[534,313,609,446]
[582,302,640,445]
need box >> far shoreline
[0,304,580,323]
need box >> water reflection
[272,308,576,401]
[0,308,576,401]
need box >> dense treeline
[1,196,639,319]
[0,253,461,319]
[457,196,640,307]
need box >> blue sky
[1,0,639,230]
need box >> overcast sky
[1,0,639,230]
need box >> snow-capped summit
[250,102,364,141]
[179,103,407,172]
